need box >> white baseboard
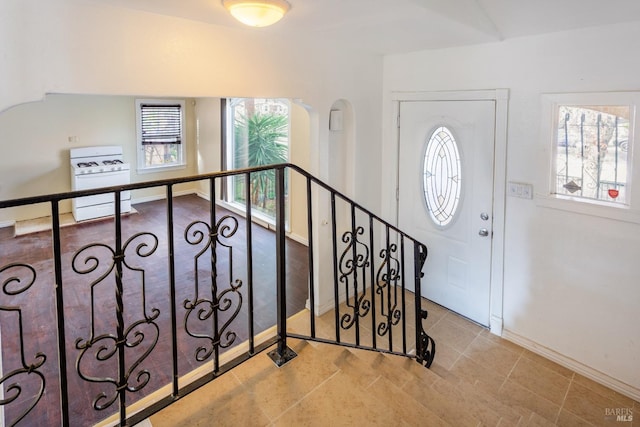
[315,289,349,316]
[315,298,334,317]
[134,192,293,241]
[131,189,196,205]
[203,195,309,246]
[287,233,309,246]
[96,325,280,427]
[490,315,503,336]
[1,190,197,229]
[0,220,15,229]
[502,328,640,402]
[195,189,209,200]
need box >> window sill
[136,164,187,175]
[217,199,292,233]
[535,193,640,224]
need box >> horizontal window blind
[141,104,182,145]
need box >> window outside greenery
[227,98,289,219]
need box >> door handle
[478,228,489,237]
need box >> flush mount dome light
[222,0,291,27]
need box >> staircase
[149,300,637,427]
[147,303,456,427]
[2,164,635,426]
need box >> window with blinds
[140,104,182,145]
[136,99,185,171]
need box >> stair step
[399,372,483,426]
[343,345,527,427]
[365,376,452,426]
[330,348,383,389]
[331,346,489,426]
[310,344,454,426]
[430,375,523,426]
[272,369,402,426]
[342,347,417,389]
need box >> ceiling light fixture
[222,0,291,28]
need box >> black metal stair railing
[0,164,435,427]
[284,164,435,367]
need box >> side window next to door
[540,92,640,223]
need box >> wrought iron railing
[0,164,435,426]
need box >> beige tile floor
[149,299,638,426]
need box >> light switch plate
[508,182,533,199]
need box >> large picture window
[136,99,185,172]
[225,98,290,220]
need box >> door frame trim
[390,89,509,335]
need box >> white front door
[397,100,496,326]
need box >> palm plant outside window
[227,98,289,219]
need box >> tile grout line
[453,330,495,375]
[230,369,274,425]
[505,356,575,424]
[459,326,484,356]
[555,371,576,424]
[498,349,523,393]
[268,368,343,425]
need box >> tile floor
[149,300,639,426]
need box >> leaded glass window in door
[422,126,462,227]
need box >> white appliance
[70,145,132,221]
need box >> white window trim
[223,98,291,223]
[538,91,640,224]
[136,99,186,173]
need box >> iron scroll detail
[376,243,402,337]
[338,226,371,331]
[417,309,436,368]
[414,243,435,368]
[183,215,243,363]
[72,232,160,411]
[0,263,47,427]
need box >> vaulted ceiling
[93,0,640,54]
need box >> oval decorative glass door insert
[422,126,462,227]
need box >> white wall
[1,0,383,192]
[0,0,383,213]
[289,102,312,242]
[383,22,640,397]
[192,97,223,201]
[0,94,199,222]
[0,0,384,329]
[194,98,222,176]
